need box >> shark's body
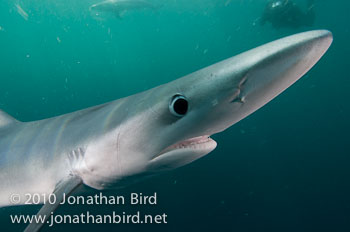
[89,0,156,18]
[0,30,332,231]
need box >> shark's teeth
[173,136,211,148]
[154,135,212,159]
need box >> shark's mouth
[152,135,216,160]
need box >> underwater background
[0,0,349,231]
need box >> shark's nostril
[230,84,246,104]
[230,89,241,103]
[230,75,248,103]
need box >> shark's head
[81,30,332,190]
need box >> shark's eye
[169,94,188,117]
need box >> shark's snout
[200,30,333,132]
[238,30,333,107]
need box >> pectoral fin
[24,174,82,232]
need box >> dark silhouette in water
[261,0,315,29]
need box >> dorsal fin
[0,110,19,127]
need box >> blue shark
[0,30,332,231]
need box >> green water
[0,0,349,231]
